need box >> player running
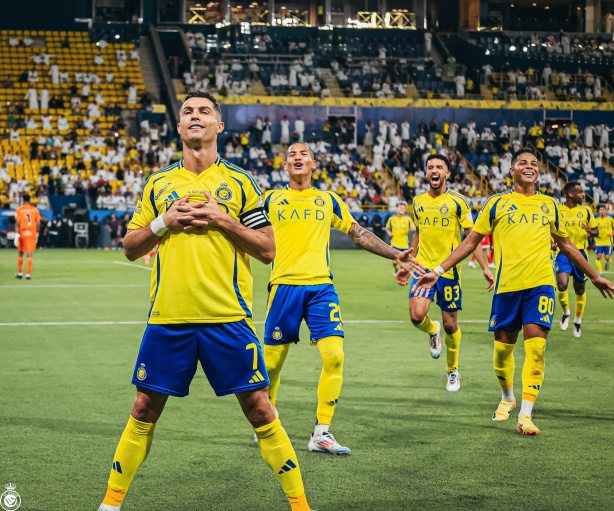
[385,200,415,276]
[397,154,494,392]
[555,181,598,338]
[594,205,614,275]
[14,194,41,280]
[98,92,316,511]
[261,142,419,456]
[412,149,613,435]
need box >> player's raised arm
[553,233,614,298]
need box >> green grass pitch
[1,248,613,510]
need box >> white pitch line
[0,284,148,289]
[2,319,614,327]
[113,261,153,271]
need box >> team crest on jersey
[541,204,550,214]
[215,183,233,201]
[577,211,584,218]
[273,327,283,340]
[136,363,147,381]
[315,196,325,207]
[440,205,449,214]
[490,315,497,328]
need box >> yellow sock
[596,258,603,273]
[264,343,290,407]
[414,315,437,335]
[103,416,156,506]
[521,337,546,403]
[557,289,570,314]
[445,328,461,372]
[316,336,344,425]
[575,293,586,319]
[254,418,310,511]
[493,341,515,390]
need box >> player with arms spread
[594,205,614,275]
[397,154,494,392]
[98,92,315,511]
[262,142,419,455]
[14,194,41,280]
[386,200,415,277]
[412,149,613,435]
[555,181,598,338]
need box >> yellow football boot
[492,398,516,421]
[517,415,540,435]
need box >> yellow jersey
[473,191,568,294]
[595,216,614,246]
[559,204,597,250]
[386,215,414,249]
[264,187,356,286]
[129,157,266,324]
[413,188,474,279]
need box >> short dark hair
[22,194,31,202]
[564,181,581,195]
[425,154,450,170]
[180,91,222,120]
[511,148,537,166]
[287,142,315,160]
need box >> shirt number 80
[538,296,555,315]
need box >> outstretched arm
[554,233,614,298]
[465,227,495,291]
[412,230,485,297]
[348,223,422,273]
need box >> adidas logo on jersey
[164,190,180,206]
[249,370,266,384]
[278,459,297,474]
[279,199,290,205]
[540,315,551,323]
[507,205,518,212]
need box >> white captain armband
[240,207,271,229]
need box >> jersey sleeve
[128,178,156,230]
[238,174,271,230]
[328,192,356,234]
[458,199,474,229]
[550,202,568,237]
[472,201,495,235]
[385,217,392,229]
[587,207,598,229]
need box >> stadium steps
[139,35,161,102]
[480,83,493,99]
[249,80,267,95]
[319,69,342,96]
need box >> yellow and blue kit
[263,186,356,344]
[409,188,473,311]
[555,204,597,282]
[595,216,614,256]
[128,157,271,396]
[473,190,568,331]
[386,214,414,250]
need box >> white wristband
[433,265,445,277]
[150,215,168,237]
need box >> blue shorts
[264,283,344,345]
[596,245,612,256]
[555,249,588,283]
[132,320,269,397]
[488,285,556,332]
[410,270,462,312]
